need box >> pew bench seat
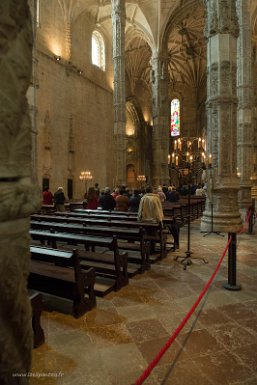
[29,246,96,318]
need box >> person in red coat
[42,187,53,205]
[86,187,98,210]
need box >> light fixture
[137,175,146,188]
[79,170,93,194]
[54,55,61,61]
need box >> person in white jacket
[137,186,164,223]
[137,186,164,252]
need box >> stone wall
[35,1,115,198]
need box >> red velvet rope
[134,211,251,385]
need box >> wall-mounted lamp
[54,55,61,61]
[77,69,83,75]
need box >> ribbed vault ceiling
[59,0,207,93]
[167,6,206,89]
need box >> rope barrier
[134,211,251,385]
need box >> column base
[223,282,241,291]
[201,210,242,233]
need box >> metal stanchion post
[223,233,241,291]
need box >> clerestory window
[92,31,105,71]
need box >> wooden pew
[50,212,167,259]
[30,230,129,296]
[30,220,150,273]
[31,214,167,260]
[29,291,45,348]
[29,246,96,317]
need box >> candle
[208,153,212,166]
[198,137,201,149]
[175,155,178,166]
[201,152,206,163]
[168,154,170,164]
[186,151,190,162]
[189,155,193,164]
[174,140,177,150]
[172,152,175,163]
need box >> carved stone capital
[205,0,239,39]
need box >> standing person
[137,186,164,252]
[87,186,98,210]
[128,189,141,212]
[42,186,53,205]
[111,187,120,199]
[195,183,204,197]
[167,186,179,202]
[94,183,100,198]
[137,186,164,223]
[157,186,166,203]
[54,187,66,212]
[99,187,116,211]
[115,190,129,211]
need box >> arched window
[170,98,180,137]
[36,0,40,27]
[92,31,105,71]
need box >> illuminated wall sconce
[54,55,61,61]
[77,69,83,75]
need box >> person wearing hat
[54,187,66,211]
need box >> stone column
[0,1,41,384]
[112,0,127,186]
[201,0,242,232]
[28,0,39,184]
[237,0,253,208]
[151,54,170,187]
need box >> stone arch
[126,98,149,186]
[126,163,136,188]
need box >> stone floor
[30,218,257,385]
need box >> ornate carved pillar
[112,0,127,186]
[151,54,170,187]
[201,0,242,232]
[28,0,39,184]
[0,1,41,383]
[237,0,253,207]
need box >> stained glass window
[170,98,180,137]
